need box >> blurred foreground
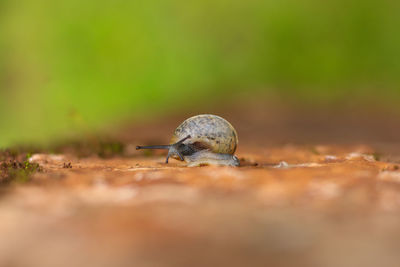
[1,102,400,267]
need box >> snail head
[136,135,194,163]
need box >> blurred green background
[1,0,399,147]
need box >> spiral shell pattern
[170,114,238,154]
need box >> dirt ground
[2,100,400,267]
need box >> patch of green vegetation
[0,152,42,185]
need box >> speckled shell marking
[170,114,238,154]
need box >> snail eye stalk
[136,135,191,164]
[136,145,170,150]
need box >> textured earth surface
[1,101,400,267]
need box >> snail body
[136,114,239,166]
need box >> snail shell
[171,114,238,155]
[136,114,239,166]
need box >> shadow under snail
[136,114,239,166]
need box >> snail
[136,114,239,166]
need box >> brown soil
[1,101,400,267]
